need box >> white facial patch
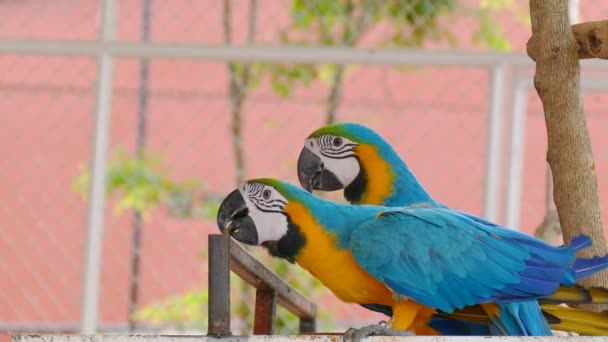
[238,183,290,245]
[322,153,360,187]
[304,136,361,187]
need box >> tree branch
[528,19,608,60]
[534,208,562,243]
[325,0,374,125]
[241,0,258,89]
[528,0,608,310]
[534,167,562,243]
[573,20,608,59]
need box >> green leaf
[72,147,212,221]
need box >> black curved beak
[216,189,258,245]
[297,146,343,192]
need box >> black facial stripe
[254,204,284,212]
[250,184,264,197]
[249,198,285,211]
[317,135,356,159]
[249,196,286,207]
[318,134,354,145]
[322,147,355,155]
[318,135,333,147]
[246,185,287,213]
[320,149,356,159]
[252,204,284,214]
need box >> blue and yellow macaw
[217,178,608,336]
[295,122,608,335]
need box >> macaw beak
[216,189,259,245]
[297,146,343,192]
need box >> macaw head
[297,122,408,205]
[216,178,307,262]
[298,123,433,206]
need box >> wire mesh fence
[1,0,608,339]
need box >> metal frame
[207,234,316,336]
[1,39,608,69]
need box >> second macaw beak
[297,146,344,192]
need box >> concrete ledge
[10,335,608,342]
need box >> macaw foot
[343,324,415,342]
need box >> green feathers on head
[307,123,360,142]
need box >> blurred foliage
[132,288,209,331]
[73,147,218,220]
[242,0,514,99]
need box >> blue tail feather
[495,302,552,336]
[574,254,608,280]
[570,235,592,253]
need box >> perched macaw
[217,178,608,336]
[296,122,608,335]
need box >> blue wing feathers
[350,207,607,314]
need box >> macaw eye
[263,189,271,199]
[332,137,343,147]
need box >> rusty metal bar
[253,290,277,335]
[227,236,317,321]
[299,318,316,334]
[207,234,317,335]
[207,235,231,336]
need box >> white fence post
[503,78,529,230]
[483,64,507,221]
[80,0,117,335]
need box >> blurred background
[2,0,608,340]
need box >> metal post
[208,235,231,336]
[253,290,277,335]
[503,79,529,230]
[299,318,316,334]
[80,0,117,335]
[483,64,507,222]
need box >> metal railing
[207,234,317,336]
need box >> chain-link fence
[2,0,608,339]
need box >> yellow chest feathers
[355,144,394,206]
[284,202,393,305]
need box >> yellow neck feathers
[283,201,394,305]
[355,143,395,206]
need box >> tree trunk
[325,65,345,125]
[528,0,608,310]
